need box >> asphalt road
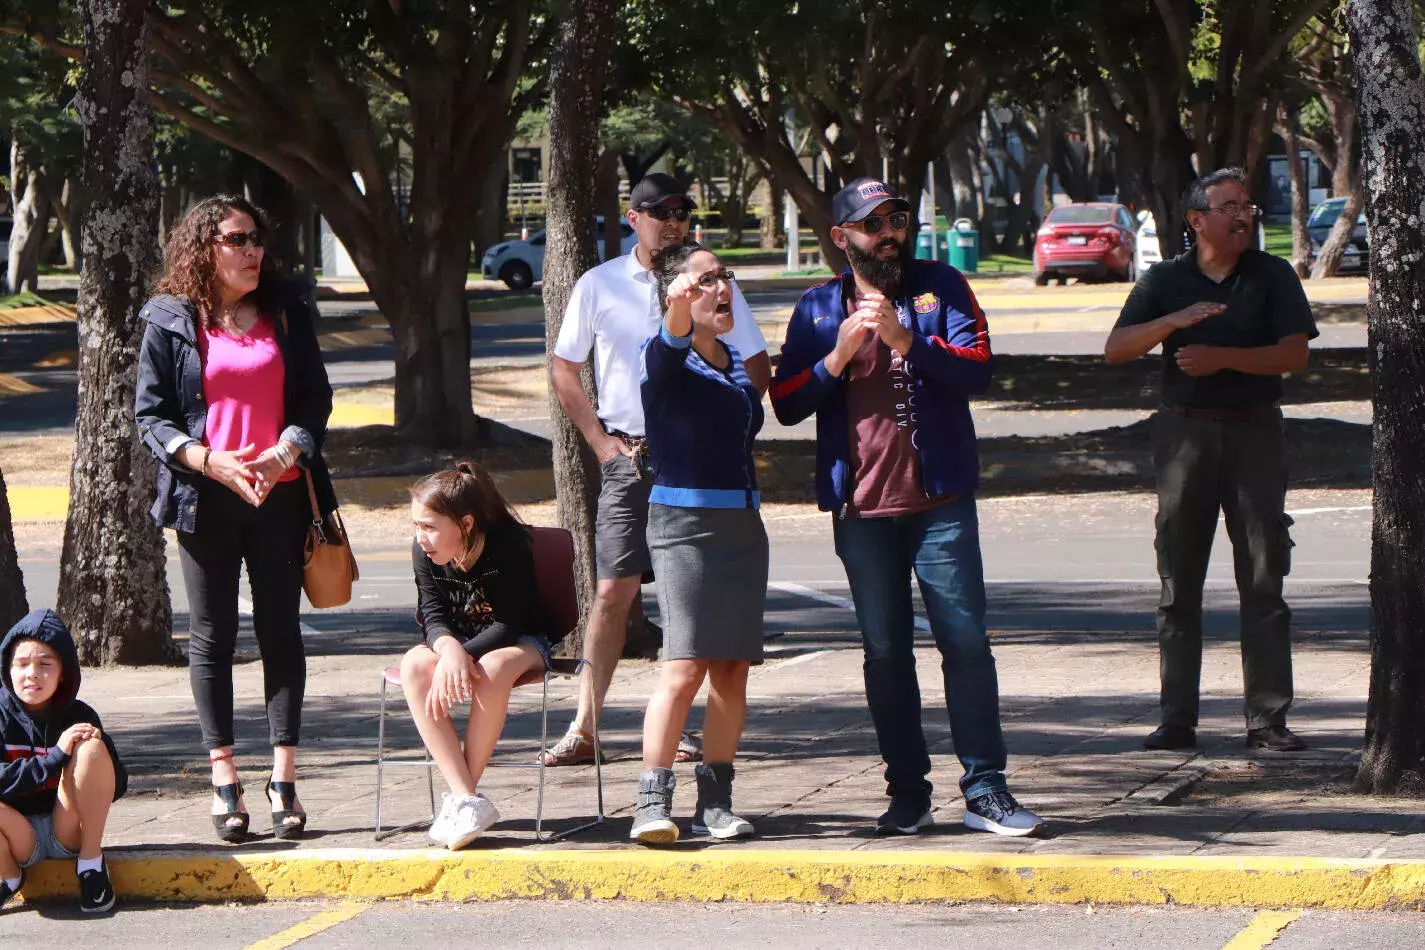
[4,898,1422,948]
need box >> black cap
[629,172,697,211]
[832,177,911,225]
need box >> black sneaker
[964,789,1045,837]
[0,871,23,911]
[78,859,116,914]
[875,799,934,836]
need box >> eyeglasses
[1203,202,1260,219]
[693,269,736,289]
[851,211,911,235]
[214,230,264,249]
[643,206,691,222]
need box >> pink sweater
[198,315,299,483]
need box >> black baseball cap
[629,173,697,211]
[832,177,911,225]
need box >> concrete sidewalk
[18,588,1425,910]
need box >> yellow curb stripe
[16,851,1425,909]
[244,901,369,950]
[1221,909,1302,949]
[327,404,395,428]
[7,485,69,521]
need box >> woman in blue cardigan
[629,241,768,846]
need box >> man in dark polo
[1104,167,1318,753]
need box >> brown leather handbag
[302,470,358,608]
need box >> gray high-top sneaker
[630,767,679,845]
[690,762,754,839]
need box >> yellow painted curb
[7,471,555,522]
[6,484,69,521]
[17,849,1425,909]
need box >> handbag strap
[304,470,325,537]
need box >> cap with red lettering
[832,177,912,225]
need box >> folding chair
[373,525,604,841]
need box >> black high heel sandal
[268,780,308,840]
[209,750,249,843]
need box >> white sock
[3,876,19,891]
[76,855,104,875]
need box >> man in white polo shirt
[546,174,770,765]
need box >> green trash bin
[947,220,979,273]
[914,227,936,260]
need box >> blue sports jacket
[640,325,763,509]
[769,260,992,513]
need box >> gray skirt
[647,503,769,662]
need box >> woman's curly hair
[154,194,284,327]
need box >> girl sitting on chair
[401,463,552,850]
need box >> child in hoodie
[0,608,127,914]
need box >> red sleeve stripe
[927,272,991,362]
[770,367,814,400]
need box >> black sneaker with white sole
[78,859,116,914]
[875,798,934,836]
[964,789,1044,837]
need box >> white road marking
[770,581,930,631]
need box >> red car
[1033,202,1138,285]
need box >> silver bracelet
[274,442,293,469]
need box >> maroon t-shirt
[844,298,947,518]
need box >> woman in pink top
[135,196,334,843]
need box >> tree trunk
[759,179,784,250]
[0,468,27,634]
[1348,0,1425,796]
[542,0,616,656]
[58,0,176,665]
[7,140,52,295]
[1278,109,1313,278]
[1309,181,1364,279]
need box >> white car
[481,218,636,290]
[1135,210,1162,276]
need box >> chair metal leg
[537,657,605,842]
[534,670,551,840]
[374,675,387,840]
[374,672,440,842]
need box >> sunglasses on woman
[852,211,911,235]
[214,230,264,249]
[643,206,691,222]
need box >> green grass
[0,292,56,310]
[468,290,543,312]
[1263,222,1292,260]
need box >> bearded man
[770,178,1043,838]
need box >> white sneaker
[447,793,501,850]
[428,792,459,845]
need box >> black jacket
[133,286,336,533]
[0,609,128,816]
[414,521,558,657]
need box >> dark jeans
[178,477,309,749]
[833,495,1008,804]
[1153,407,1296,730]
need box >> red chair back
[529,525,578,642]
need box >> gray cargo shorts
[595,452,654,582]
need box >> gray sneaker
[630,767,678,845]
[690,762,754,839]
[964,789,1044,837]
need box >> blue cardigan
[770,260,992,513]
[639,325,763,509]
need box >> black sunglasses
[694,269,736,289]
[643,206,691,222]
[852,212,911,235]
[214,230,264,249]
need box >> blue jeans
[833,495,1007,803]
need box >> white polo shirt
[553,250,768,437]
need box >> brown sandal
[539,728,601,766]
